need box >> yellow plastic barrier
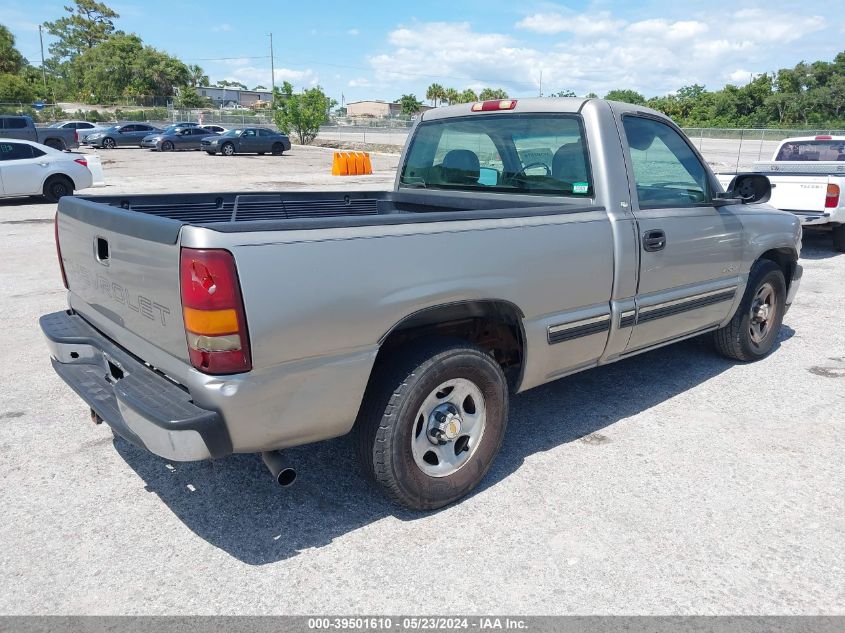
[332,151,373,176]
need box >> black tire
[205,151,216,155]
[271,143,284,156]
[44,138,64,151]
[101,137,116,149]
[221,142,235,156]
[714,260,786,361]
[833,225,845,253]
[355,337,508,510]
[42,175,74,203]
[161,140,174,152]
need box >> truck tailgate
[57,197,189,364]
[765,174,830,212]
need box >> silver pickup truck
[41,98,802,510]
[0,115,79,150]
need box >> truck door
[617,114,743,353]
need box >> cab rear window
[775,140,845,161]
[400,114,593,197]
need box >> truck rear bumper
[40,310,231,461]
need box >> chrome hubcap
[749,282,777,344]
[411,378,486,478]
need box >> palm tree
[458,88,478,103]
[426,83,445,107]
[443,87,460,105]
[479,88,508,100]
[187,64,209,87]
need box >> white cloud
[728,69,754,84]
[347,28,360,36]
[222,66,318,89]
[368,10,827,98]
[516,11,624,36]
[348,78,372,87]
[212,23,233,32]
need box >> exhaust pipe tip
[261,451,296,487]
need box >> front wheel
[271,143,284,156]
[101,137,116,149]
[161,140,174,152]
[714,260,786,361]
[355,338,508,510]
[221,143,235,156]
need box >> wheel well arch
[376,300,527,390]
[43,172,75,190]
[757,247,798,290]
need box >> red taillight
[471,99,518,112]
[815,135,832,140]
[74,157,87,167]
[825,183,840,209]
[180,248,251,374]
[74,130,79,143]
[54,212,68,289]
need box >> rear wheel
[833,225,845,253]
[714,259,786,361]
[221,143,235,156]
[355,338,508,510]
[44,138,64,151]
[161,140,174,152]
[272,143,284,156]
[101,137,116,149]
[42,175,74,203]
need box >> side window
[31,146,46,158]
[243,129,256,137]
[6,118,28,129]
[0,142,35,160]
[623,116,710,208]
[257,129,271,137]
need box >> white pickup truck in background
[717,135,845,251]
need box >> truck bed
[70,190,596,240]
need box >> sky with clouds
[1,0,841,103]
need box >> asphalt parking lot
[0,145,843,615]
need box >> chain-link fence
[683,128,845,171]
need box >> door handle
[642,229,666,252]
[39,162,50,167]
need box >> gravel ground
[0,146,843,615]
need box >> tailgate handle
[95,236,110,264]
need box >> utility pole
[538,70,543,97]
[38,24,47,93]
[268,33,275,90]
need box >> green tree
[44,0,119,60]
[66,33,189,101]
[478,88,508,100]
[397,93,423,115]
[604,89,646,105]
[426,83,445,107]
[0,73,36,103]
[551,89,576,97]
[174,85,210,108]
[443,87,460,105]
[187,64,208,87]
[457,88,478,103]
[253,85,267,90]
[273,81,336,145]
[0,25,27,74]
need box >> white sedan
[0,138,93,202]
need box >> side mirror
[719,173,772,204]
